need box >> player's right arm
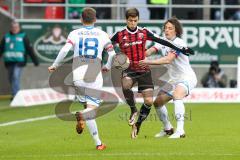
[140,51,176,66]
[48,32,75,73]
[145,28,194,56]
[48,43,73,72]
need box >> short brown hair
[81,7,96,24]
[125,8,139,19]
[163,17,183,37]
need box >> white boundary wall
[11,87,240,107]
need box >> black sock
[130,106,137,113]
[122,88,137,113]
[136,103,151,126]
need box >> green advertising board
[20,21,240,64]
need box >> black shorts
[122,69,154,92]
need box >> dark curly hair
[163,17,183,38]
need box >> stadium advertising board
[20,22,240,64]
[11,87,240,107]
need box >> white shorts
[160,78,197,97]
[74,79,102,107]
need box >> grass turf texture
[0,100,240,160]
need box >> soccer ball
[113,53,130,70]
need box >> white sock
[86,119,102,146]
[155,105,172,130]
[173,99,185,134]
[81,108,96,120]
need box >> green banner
[20,22,240,64]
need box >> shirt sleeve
[167,39,187,57]
[103,34,116,69]
[52,42,73,68]
[152,43,163,52]
[110,31,119,44]
[66,31,76,46]
[145,28,186,53]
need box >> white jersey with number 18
[67,26,112,86]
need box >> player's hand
[139,59,150,68]
[102,66,110,73]
[48,66,56,73]
[182,47,194,56]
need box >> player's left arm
[145,29,194,56]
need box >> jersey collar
[82,25,94,30]
[126,26,139,34]
[171,36,177,41]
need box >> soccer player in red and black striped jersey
[110,8,194,138]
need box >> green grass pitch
[0,100,240,160]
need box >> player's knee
[172,93,184,100]
[144,98,153,106]
[173,86,187,99]
[122,80,132,90]
[122,84,132,90]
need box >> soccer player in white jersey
[139,17,197,138]
[48,7,116,149]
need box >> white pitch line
[0,112,76,127]
[0,115,57,127]
[0,153,239,158]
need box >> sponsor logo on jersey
[123,41,142,47]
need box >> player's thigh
[172,84,188,100]
[142,88,153,105]
[121,76,134,89]
[74,80,102,107]
[154,91,172,107]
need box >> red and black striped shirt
[111,26,184,72]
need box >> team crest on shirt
[138,33,144,39]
